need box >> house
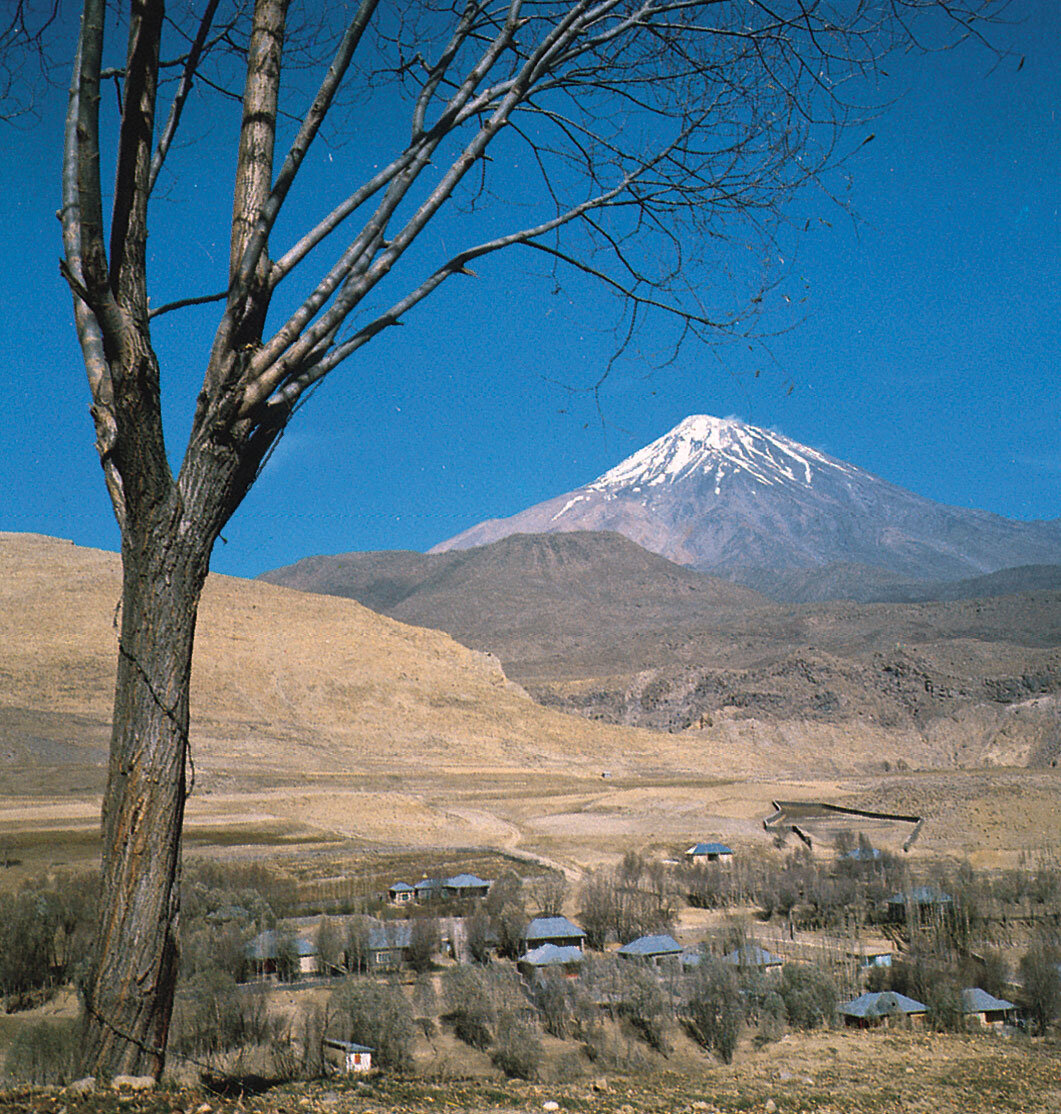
[848,946,894,978]
[722,944,784,974]
[523,915,586,953]
[517,943,585,978]
[685,842,734,863]
[388,882,415,905]
[617,934,683,968]
[961,987,1015,1029]
[844,846,882,863]
[414,878,444,903]
[323,1039,373,1074]
[246,929,318,979]
[367,920,414,971]
[841,990,927,1029]
[887,885,952,923]
[443,873,492,899]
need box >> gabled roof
[686,842,733,856]
[388,882,415,892]
[618,934,683,957]
[246,930,316,960]
[961,987,1015,1013]
[524,915,585,940]
[723,944,783,968]
[367,921,414,950]
[521,943,585,967]
[888,885,952,906]
[841,990,926,1018]
[415,877,443,892]
[445,873,491,888]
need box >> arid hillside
[0,533,684,792]
[2,533,1059,874]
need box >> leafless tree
[58,0,1000,1079]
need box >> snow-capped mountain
[430,415,1061,579]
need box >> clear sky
[2,3,1058,579]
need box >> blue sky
[1,3,1058,578]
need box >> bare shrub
[685,960,742,1063]
[2,1020,77,1085]
[330,978,415,1073]
[407,916,440,973]
[491,1014,542,1079]
[443,966,495,1049]
[778,963,837,1030]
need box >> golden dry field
[1,533,1060,884]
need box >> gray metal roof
[722,944,783,968]
[367,921,414,950]
[445,873,491,888]
[521,944,585,967]
[524,915,585,941]
[841,991,926,1017]
[618,934,682,957]
[961,987,1015,1013]
[246,930,316,960]
[388,882,414,892]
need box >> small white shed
[323,1038,374,1074]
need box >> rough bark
[80,517,205,1077]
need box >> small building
[886,885,953,924]
[323,1039,373,1074]
[844,846,882,863]
[617,934,683,968]
[685,842,734,863]
[414,878,444,903]
[523,915,586,953]
[367,920,414,971]
[246,929,318,979]
[841,990,927,1029]
[722,944,784,974]
[388,882,415,905]
[848,944,894,974]
[961,987,1015,1029]
[443,873,492,899]
[518,943,585,978]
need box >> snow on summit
[583,414,852,499]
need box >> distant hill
[261,530,1061,768]
[721,562,1061,603]
[431,414,1061,582]
[0,532,683,797]
[260,531,771,678]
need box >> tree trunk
[80,519,211,1078]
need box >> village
[168,831,1053,1083]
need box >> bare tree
[58,0,1000,1079]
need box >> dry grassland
[1,533,1059,885]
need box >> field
[1,1030,1060,1113]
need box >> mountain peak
[584,413,852,499]
[431,415,1061,580]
